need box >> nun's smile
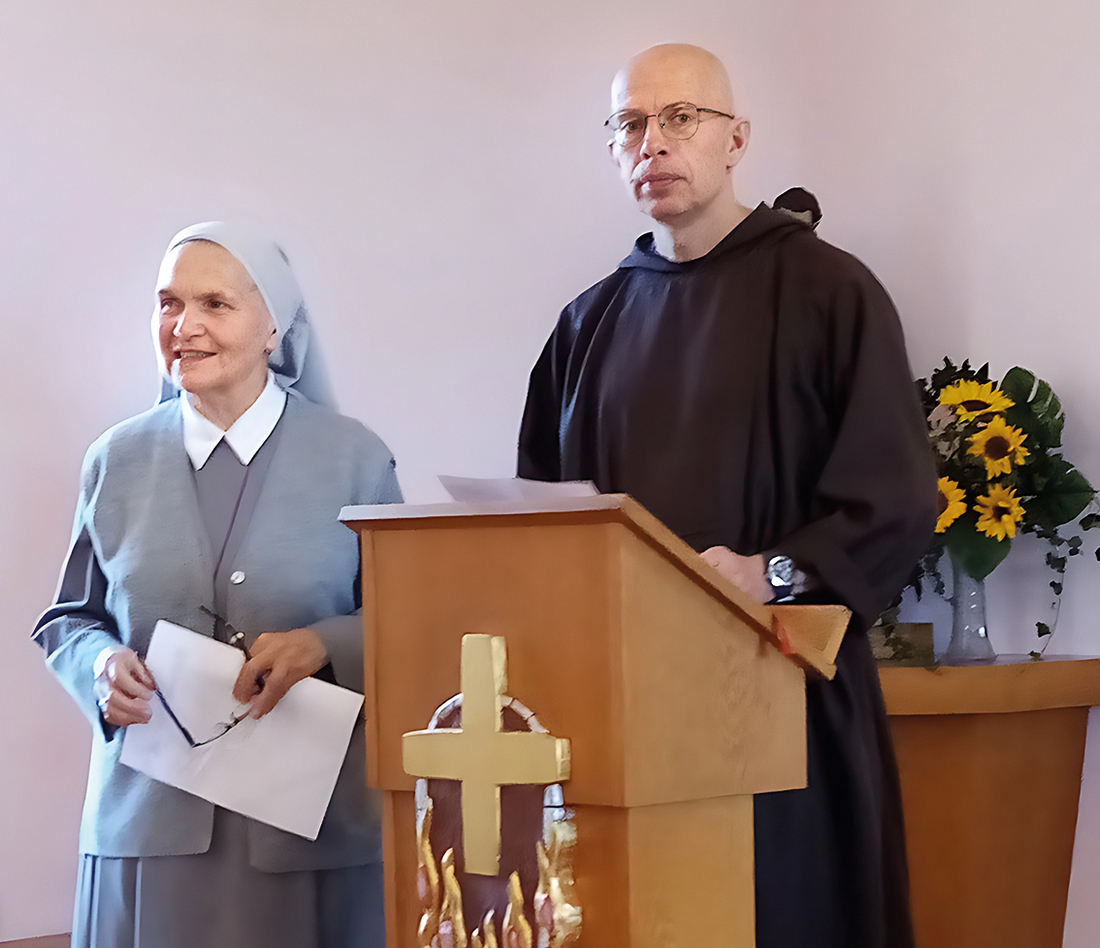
[156,240,277,426]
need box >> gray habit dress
[70,431,384,948]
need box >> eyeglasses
[604,102,736,148]
[155,607,252,748]
[155,689,251,748]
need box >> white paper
[438,475,598,503]
[120,620,364,840]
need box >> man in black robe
[518,43,937,948]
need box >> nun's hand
[232,628,328,719]
[94,648,156,727]
[700,547,771,604]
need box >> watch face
[768,555,795,586]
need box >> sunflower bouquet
[915,359,1099,644]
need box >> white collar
[180,371,288,469]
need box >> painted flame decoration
[502,873,533,948]
[415,780,580,947]
[535,822,582,947]
[471,910,499,948]
[440,849,468,948]
[417,798,441,948]
[415,818,582,947]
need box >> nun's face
[156,240,275,412]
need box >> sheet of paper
[438,475,598,503]
[120,620,364,840]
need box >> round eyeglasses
[604,102,736,148]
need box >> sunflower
[974,484,1025,541]
[967,415,1029,477]
[935,477,967,533]
[939,379,1014,422]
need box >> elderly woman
[33,222,398,947]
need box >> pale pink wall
[797,0,1100,662]
[1,0,1097,941]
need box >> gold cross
[403,634,571,876]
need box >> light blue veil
[153,221,336,408]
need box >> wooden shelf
[879,654,1100,716]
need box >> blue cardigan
[34,391,401,871]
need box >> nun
[33,222,399,947]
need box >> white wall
[1,0,1097,941]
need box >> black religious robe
[518,204,937,948]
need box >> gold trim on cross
[403,634,571,876]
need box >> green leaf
[1037,622,1052,637]
[1023,460,1095,528]
[915,545,946,598]
[1000,366,1065,451]
[943,515,1012,580]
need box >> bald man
[519,44,935,948]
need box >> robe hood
[618,203,812,272]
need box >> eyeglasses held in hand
[155,689,251,748]
[154,606,253,749]
[604,101,736,148]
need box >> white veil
[153,221,336,408]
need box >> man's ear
[727,116,751,170]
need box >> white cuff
[92,644,127,681]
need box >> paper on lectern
[120,620,363,840]
[439,475,598,503]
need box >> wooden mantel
[880,654,1100,716]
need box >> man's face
[608,51,747,224]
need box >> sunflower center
[993,504,1011,519]
[962,399,992,412]
[984,436,1010,460]
[938,492,949,515]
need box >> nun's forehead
[156,238,256,293]
[158,223,299,338]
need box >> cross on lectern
[402,634,571,876]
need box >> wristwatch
[765,554,810,603]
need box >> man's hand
[700,547,772,603]
[95,648,156,727]
[232,627,328,719]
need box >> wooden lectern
[341,495,848,948]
